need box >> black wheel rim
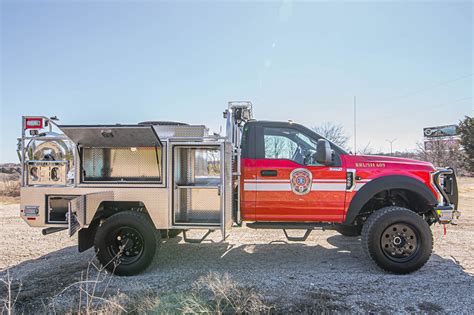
[107,227,145,266]
[380,223,420,262]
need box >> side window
[263,127,321,165]
[264,134,298,160]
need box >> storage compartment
[174,187,221,224]
[173,145,222,225]
[174,146,221,186]
[47,195,76,224]
[82,147,163,183]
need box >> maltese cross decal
[290,168,312,195]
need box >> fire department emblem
[290,168,312,195]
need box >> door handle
[261,170,278,177]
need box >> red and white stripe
[243,178,371,192]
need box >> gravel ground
[1,178,473,313]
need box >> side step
[246,222,336,242]
[182,229,215,243]
[246,222,335,230]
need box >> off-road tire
[335,225,362,237]
[361,206,433,274]
[94,211,159,276]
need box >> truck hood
[345,155,436,171]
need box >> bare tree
[265,136,295,159]
[312,122,349,148]
[416,139,464,171]
[357,142,374,155]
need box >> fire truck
[18,102,460,276]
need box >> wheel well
[354,189,436,225]
[92,201,150,221]
[78,201,152,253]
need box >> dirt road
[1,178,473,313]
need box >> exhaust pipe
[42,227,67,235]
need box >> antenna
[353,96,357,154]
[386,138,397,156]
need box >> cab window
[263,127,321,165]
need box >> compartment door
[68,191,115,236]
[60,125,162,148]
[172,144,223,227]
[68,195,86,236]
[221,142,233,239]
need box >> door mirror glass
[315,139,334,165]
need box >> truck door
[252,123,346,222]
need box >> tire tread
[361,206,433,274]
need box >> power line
[380,73,473,105]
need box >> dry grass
[51,260,125,314]
[179,272,271,314]
[0,178,20,204]
[2,270,270,314]
[0,269,22,315]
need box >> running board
[247,222,336,242]
[182,229,215,243]
[283,229,312,241]
[246,222,335,230]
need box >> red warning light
[25,117,44,129]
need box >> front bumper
[432,168,460,224]
[434,205,461,224]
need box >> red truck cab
[237,120,459,273]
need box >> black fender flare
[344,175,438,224]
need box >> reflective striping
[312,183,347,191]
[244,183,291,191]
[244,179,289,183]
[244,182,347,191]
[313,179,346,182]
[243,177,372,192]
[244,179,346,183]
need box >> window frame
[255,122,343,167]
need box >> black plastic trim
[344,175,438,224]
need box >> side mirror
[316,139,334,165]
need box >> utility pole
[386,138,397,156]
[353,96,357,155]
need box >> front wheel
[361,206,433,274]
[94,211,159,276]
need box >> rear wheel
[94,211,159,276]
[334,224,362,236]
[361,206,433,274]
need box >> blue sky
[1,0,472,162]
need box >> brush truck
[18,102,460,275]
